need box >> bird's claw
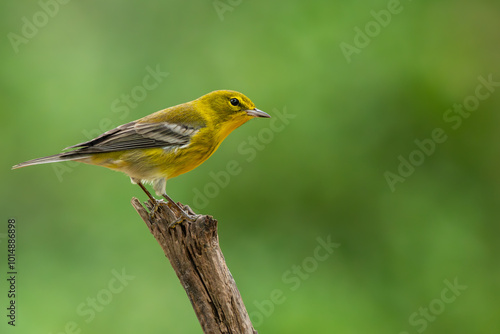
[146,198,198,228]
[167,212,198,228]
[147,199,165,218]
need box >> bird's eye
[230,98,240,106]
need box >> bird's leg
[137,181,196,226]
[162,193,198,226]
[137,181,156,202]
[137,182,162,215]
[142,178,197,226]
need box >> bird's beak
[246,108,271,118]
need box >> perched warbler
[13,90,270,220]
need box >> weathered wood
[131,197,257,334]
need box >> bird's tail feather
[12,153,90,169]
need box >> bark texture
[131,197,257,334]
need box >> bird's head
[196,90,270,131]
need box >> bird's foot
[147,199,165,218]
[167,209,198,228]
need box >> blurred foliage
[1,1,500,333]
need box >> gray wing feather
[62,121,200,155]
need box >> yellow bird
[13,90,270,220]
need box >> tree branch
[131,197,257,334]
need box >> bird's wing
[63,121,201,155]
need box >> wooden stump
[131,197,257,334]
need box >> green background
[1,1,499,333]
